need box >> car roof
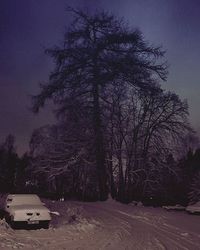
[6,194,42,205]
[7,194,40,198]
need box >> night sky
[1,0,200,155]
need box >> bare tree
[29,122,96,200]
[105,84,191,202]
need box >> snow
[0,196,200,249]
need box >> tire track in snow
[81,203,173,249]
[116,210,199,250]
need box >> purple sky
[1,0,200,155]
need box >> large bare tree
[32,8,167,200]
[105,84,191,202]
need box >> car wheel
[5,214,11,224]
[10,220,17,229]
[41,221,49,229]
[5,215,15,228]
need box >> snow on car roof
[7,194,42,205]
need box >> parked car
[4,194,51,229]
[186,201,200,214]
[163,204,185,211]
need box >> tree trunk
[117,155,125,202]
[92,80,108,200]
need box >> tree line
[0,132,199,205]
[0,8,199,205]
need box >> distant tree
[2,134,15,153]
[182,149,200,181]
[188,171,200,204]
[177,132,199,158]
[15,153,31,193]
[176,148,200,204]
[32,8,167,200]
[0,134,19,193]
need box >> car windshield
[7,195,43,206]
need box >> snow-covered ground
[0,197,200,249]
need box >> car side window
[7,198,13,202]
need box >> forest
[0,8,200,206]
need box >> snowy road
[79,201,200,250]
[0,200,200,249]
